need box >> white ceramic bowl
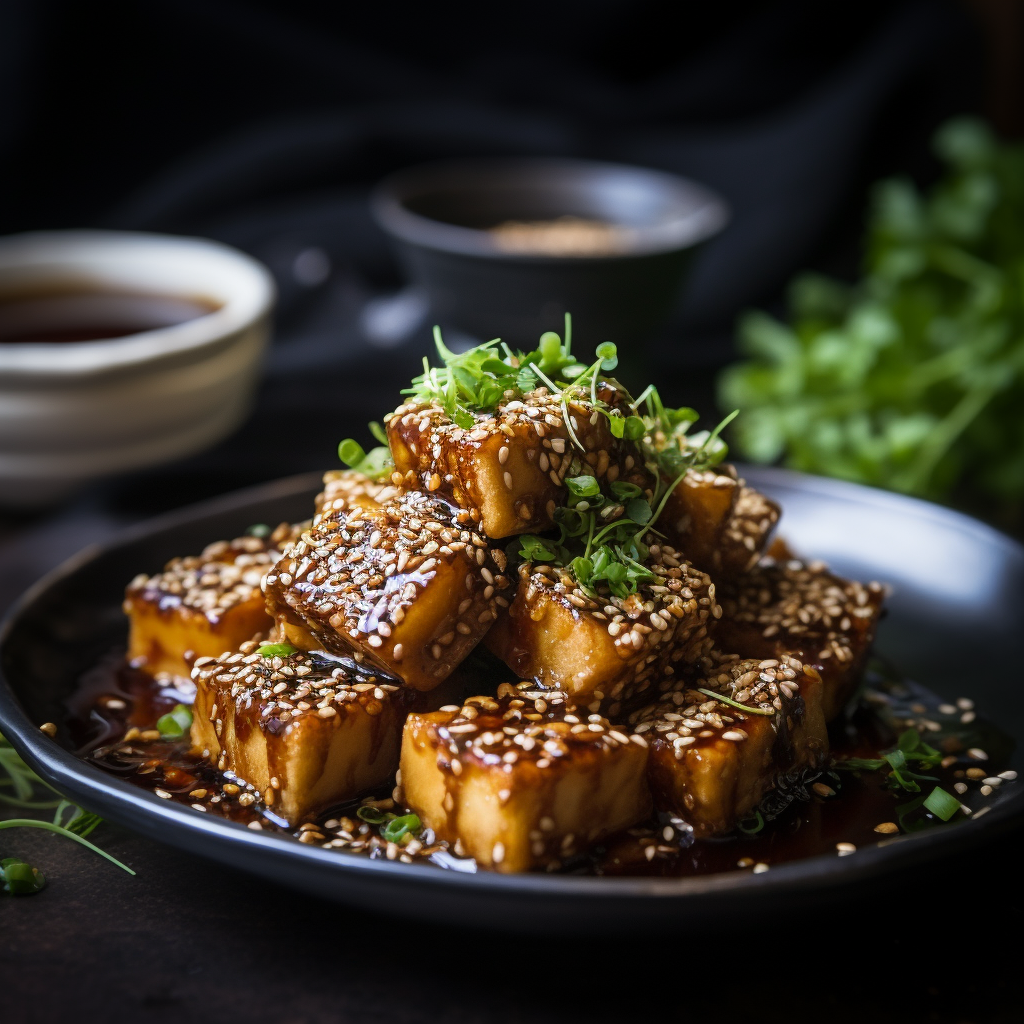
[0,231,275,507]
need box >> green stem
[0,820,136,875]
[900,379,1000,492]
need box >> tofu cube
[629,652,828,836]
[660,467,739,573]
[386,382,651,539]
[264,491,511,690]
[401,683,651,872]
[191,641,414,825]
[715,555,886,720]
[124,524,297,678]
[486,539,716,718]
[661,474,779,578]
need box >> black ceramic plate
[1,469,1022,932]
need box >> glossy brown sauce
[64,653,1013,876]
[0,289,220,344]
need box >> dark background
[1,2,1021,1021]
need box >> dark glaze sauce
[64,653,1015,876]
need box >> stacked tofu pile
[124,384,884,872]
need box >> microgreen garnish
[362,316,740,599]
[337,422,394,482]
[256,642,298,659]
[834,729,942,792]
[156,704,193,739]
[1,729,135,886]
[696,688,777,717]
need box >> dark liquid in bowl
[0,289,221,344]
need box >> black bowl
[1,469,1022,933]
[371,158,728,353]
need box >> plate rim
[1,467,1022,902]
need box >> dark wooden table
[2,494,1021,1024]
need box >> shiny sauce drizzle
[64,653,1014,876]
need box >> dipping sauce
[490,216,633,256]
[0,288,221,344]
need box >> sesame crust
[432,682,643,768]
[191,640,409,736]
[124,523,298,623]
[263,490,511,689]
[385,382,653,538]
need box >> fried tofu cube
[315,470,400,517]
[660,467,739,572]
[265,491,511,690]
[386,382,651,539]
[486,540,716,717]
[661,471,779,578]
[191,641,415,824]
[715,556,886,720]
[629,652,828,836]
[401,683,651,872]
[123,524,298,678]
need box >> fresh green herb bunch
[720,118,1024,521]
[1,729,135,891]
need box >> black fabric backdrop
[5,6,1021,1022]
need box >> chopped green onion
[245,523,271,538]
[923,786,962,821]
[256,643,298,659]
[380,813,421,843]
[356,805,389,825]
[156,704,193,739]
[737,809,765,834]
[1,857,45,895]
